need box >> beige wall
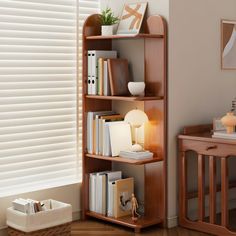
[102,0,236,228]
[169,0,236,221]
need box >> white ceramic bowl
[128,82,145,96]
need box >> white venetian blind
[0,0,80,197]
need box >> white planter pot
[101,25,114,36]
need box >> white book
[87,52,92,94]
[119,150,153,159]
[95,172,107,214]
[87,111,114,154]
[106,171,122,216]
[89,173,96,212]
[94,111,115,155]
[91,75,96,95]
[212,131,236,140]
[107,181,115,217]
[88,50,117,95]
[12,199,30,214]
[109,122,132,156]
[103,121,124,156]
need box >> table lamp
[124,109,149,152]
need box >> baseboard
[0,210,81,236]
[73,210,82,221]
[167,216,178,228]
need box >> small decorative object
[131,193,140,222]
[221,20,236,69]
[117,2,148,35]
[125,109,149,152]
[221,112,236,134]
[100,8,119,36]
[108,58,131,96]
[128,82,145,96]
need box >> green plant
[100,8,119,25]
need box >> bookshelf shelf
[86,153,163,165]
[86,33,163,40]
[85,95,164,102]
[82,14,167,233]
[86,211,163,231]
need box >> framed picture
[221,20,236,70]
[117,2,148,35]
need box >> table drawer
[181,139,236,157]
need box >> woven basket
[8,222,71,236]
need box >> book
[94,112,117,155]
[88,50,117,95]
[107,181,115,217]
[108,58,131,96]
[106,171,122,217]
[212,131,236,140]
[89,173,97,212]
[87,52,92,94]
[89,171,122,215]
[96,172,107,214]
[114,178,134,218]
[103,60,110,96]
[109,122,132,156]
[100,115,124,156]
[98,58,104,95]
[119,150,154,159]
[12,198,30,214]
[102,120,124,156]
[87,111,114,154]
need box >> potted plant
[100,8,119,36]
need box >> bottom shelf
[86,211,163,230]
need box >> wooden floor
[71,220,211,236]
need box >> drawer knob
[206,145,217,151]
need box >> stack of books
[212,130,236,140]
[87,50,117,95]
[89,171,134,218]
[12,198,45,214]
[119,150,153,160]
[87,111,132,156]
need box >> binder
[87,52,92,95]
[89,173,96,212]
[107,181,115,217]
[88,50,117,95]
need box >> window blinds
[0,0,83,197]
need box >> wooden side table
[178,124,236,236]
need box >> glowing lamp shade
[124,109,149,152]
[124,109,149,128]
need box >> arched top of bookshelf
[83,14,166,39]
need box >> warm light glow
[124,109,149,128]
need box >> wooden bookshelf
[82,14,167,233]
